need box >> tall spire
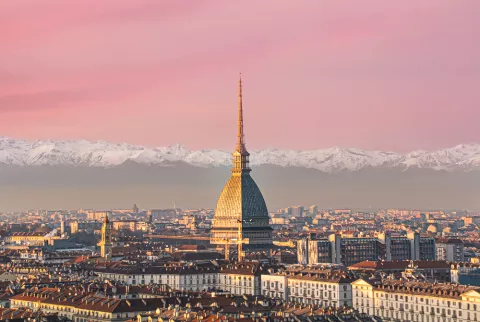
[232,74,250,174]
[237,74,246,153]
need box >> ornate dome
[213,174,269,229]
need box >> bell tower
[100,212,112,259]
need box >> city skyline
[0,3,479,322]
[1,1,480,152]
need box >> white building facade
[95,263,262,296]
[353,278,480,322]
[261,267,354,308]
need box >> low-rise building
[349,260,452,282]
[4,232,53,246]
[451,262,480,286]
[261,266,354,307]
[95,262,264,296]
[352,278,480,322]
[11,287,164,322]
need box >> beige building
[4,232,52,246]
[353,278,480,322]
[86,210,111,221]
[70,221,103,234]
[95,262,262,296]
[11,288,163,322]
[261,267,354,307]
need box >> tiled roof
[349,260,451,270]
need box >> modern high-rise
[210,77,273,248]
[291,206,305,218]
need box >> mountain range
[2,137,480,172]
[1,137,479,212]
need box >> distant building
[112,220,148,232]
[85,210,110,221]
[436,238,464,262]
[309,205,318,216]
[330,233,381,266]
[379,231,437,261]
[308,239,332,264]
[4,232,53,246]
[271,250,297,264]
[299,231,437,266]
[334,209,351,215]
[60,218,66,235]
[291,206,305,218]
[297,238,309,265]
[451,262,480,286]
[70,221,102,234]
[146,210,153,223]
[349,260,451,282]
[463,216,480,226]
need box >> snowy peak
[1,137,480,172]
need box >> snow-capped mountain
[1,137,480,172]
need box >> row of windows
[356,291,479,310]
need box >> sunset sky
[1,1,479,152]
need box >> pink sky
[1,0,479,152]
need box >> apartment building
[11,287,164,322]
[436,238,464,262]
[298,232,438,266]
[352,278,480,322]
[261,266,354,307]
[94,262,263,296]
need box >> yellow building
[4,232,51,246]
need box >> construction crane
[216,236,234,260]
[236,219,249,262]
[215,219,249,261]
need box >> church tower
[210,76,273,249]
[100,212,112,259]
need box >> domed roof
[210,76,272,247]
[214,174,269,224]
